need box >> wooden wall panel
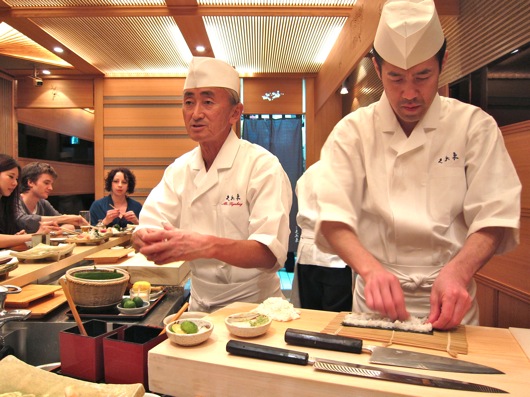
[103,136,197,161]
[497,293,530,329]
[16,78,93,109]
[98,77,190,199]
[16,108,94,142]
[17,157,94,196]
[243,78,302,114]
[104,78,184,98]
[476,283,496,327]
[104,105,185,128]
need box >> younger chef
[315,0,521,329]
[133,57,292,313]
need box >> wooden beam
[0,3,459,18]
[2,17,104,76]
[168,0,214,58]
[315,0,384,112]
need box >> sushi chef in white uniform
[315,0,521,330]
[134,57,292,313]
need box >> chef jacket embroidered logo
[222,193,243,207]
[437,152,459,164]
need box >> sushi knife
[284,328,503,374]
[226,340,507,393]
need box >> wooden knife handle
[285,328,363,354]
[226,340,309,365]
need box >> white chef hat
[374,0,445,69]
[184,57,240,95]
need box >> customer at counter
[291,161,353,312]
[16,162,89,233]
[0,154,60,249]
[315,0,521,330]
[133,57,292,313]
[89,168,141,228]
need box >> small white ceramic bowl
[166,318,214,346]
[224,312,272,338]
[163,311,208,325]
[117,300,150,315]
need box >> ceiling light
[42,70,51,75]
[53,47,64,54]
[196,45,206,52]
[340,82,348,95]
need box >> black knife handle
[285,328,363,354]
[226,340,309,365]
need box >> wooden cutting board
[5,284,62,308]
[85,248,135,263]
[27,290,67,319]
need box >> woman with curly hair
[89,167,142,228]
[0,154,59,249]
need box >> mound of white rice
[342,312,432,333]
[253,297,301,322]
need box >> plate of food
[0,251,18,280]
[10,243,75,262]
[66,229,110,245]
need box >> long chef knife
[284,328,503,374]
[226,340,508,393]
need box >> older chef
[315,0,521,330]
[133,57,292,313]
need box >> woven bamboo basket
[65,266,130,308]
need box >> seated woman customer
[16,162,89,233]
[0,154,60,249]
[89,168,142,228]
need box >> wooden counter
[148,302,530,397]
[1,235,131,287]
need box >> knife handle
[226,340,309,365]
[285,328,363,354]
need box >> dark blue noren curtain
[242,116,303,254]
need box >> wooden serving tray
[321,311,468,355]
[65,236,110,245]
[27,290,67,319]
[85,248,135,263]
[5,284,62,308]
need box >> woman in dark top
[0,154,58,249]
[89,168,142,228]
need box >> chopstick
[60,227,81,235]
[59,277,87,336]
[159,301,189,335]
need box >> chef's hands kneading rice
[253,297,300,321]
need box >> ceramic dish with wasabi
[224,312,272,338]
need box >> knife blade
[284,328,503,374]
[226,340,507,393]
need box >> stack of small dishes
[166,318,214,346]
[224,312,272,338]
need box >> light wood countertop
[1,235,131,288]
[149,302,530,397]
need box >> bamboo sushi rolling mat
[321,312,468,356]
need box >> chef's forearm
[319,221,383,276]
[205,236,278,269]
[442,227,504,285]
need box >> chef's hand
[363,264,410,322]
[122,210,139,224]
[428,267,472,330]
[138,223,207,264]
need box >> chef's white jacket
[140,131,292,312]
[315,93,521,323]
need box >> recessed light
[53,47,64,53]
[196,45,205,52]
[42,70,51,75]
